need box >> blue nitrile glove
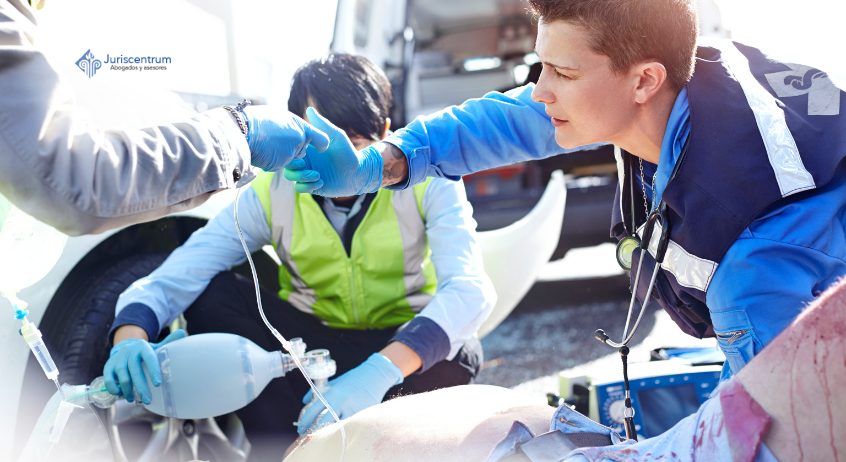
[103,329,187,405]
[241,106,330,172]
[297,352,403,435]
[282,107,383,197]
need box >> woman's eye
[555,70,574,80]
[542,63,575,80]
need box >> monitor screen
[637,383,701,437]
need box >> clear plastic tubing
[233,187,346,461]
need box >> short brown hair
[528,0,697,90]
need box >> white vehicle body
[0,193,238,459]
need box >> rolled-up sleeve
[384,84,561,189]
[0,1,253,236]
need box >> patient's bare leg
[283,384,553,462]
[737,279,846,462]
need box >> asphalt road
[475,247,716,398]
[477,274,637,387]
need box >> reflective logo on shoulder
[765,64,841,116]
[718,40,816,197]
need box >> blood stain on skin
[720,381,771,462]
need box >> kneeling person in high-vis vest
[103,54,496,455]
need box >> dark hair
[527,0,697,90]
[288,53,392,141]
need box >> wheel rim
[104,401,249,462]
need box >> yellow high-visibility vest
[252,172,437,329]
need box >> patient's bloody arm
[737,280,846,462]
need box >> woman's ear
[633,62,668,105]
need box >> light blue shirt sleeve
[383,84,562,188]
[114,187,271,333]
[416,178,497,359]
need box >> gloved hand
[297,352,403,435]
[241,106,330,172]
[103,329,187,405]
[282,107,383,197]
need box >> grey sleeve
[0,1,254,236]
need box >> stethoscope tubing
[604,208,670,348]
[615,262,661,348]
[597,145,686,442]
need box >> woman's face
[531,20,640,149]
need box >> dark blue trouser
[184,271,482,461]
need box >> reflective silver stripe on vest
[639,221,718,293]
[393,189,433,311]
[268,175,317,313]
[718,40,816,197]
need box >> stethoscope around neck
[597,203,671,349]
[593,203,671,441]
[592,149,681,441]
[599,144,689,350]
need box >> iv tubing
[233,187,346,459]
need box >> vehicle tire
[13,253,168,460]
[44,252,170,386]
[31,252,249,462]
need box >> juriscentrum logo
[74,50,172,78]
[75,49,102,78]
